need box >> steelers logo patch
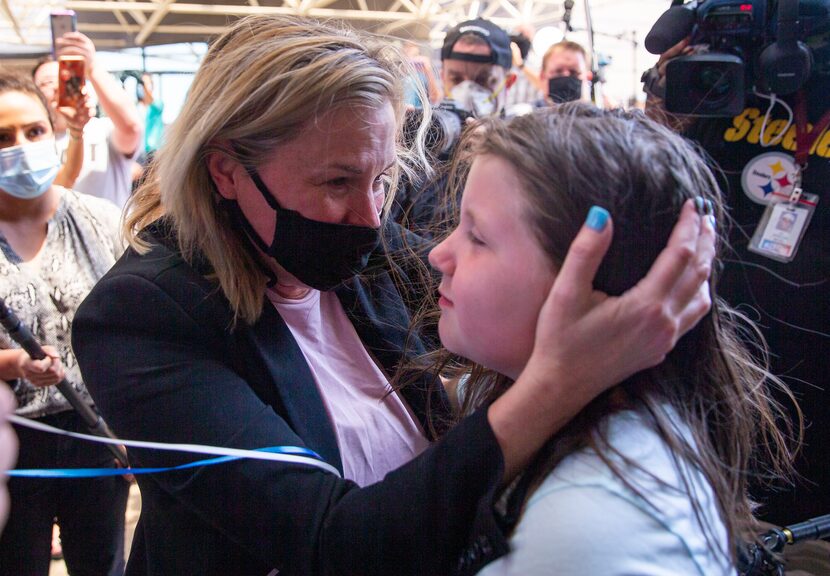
[741,152,798,205]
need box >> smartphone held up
[58,56,85,108]
[50,10,86,108]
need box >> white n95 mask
[450,81,498,117]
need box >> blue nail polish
[585,206,609,231]
[694,197,705,215]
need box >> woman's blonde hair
[126,15,430,325]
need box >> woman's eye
[327,177,348,188]
[27,126,47,139]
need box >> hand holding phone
[50,11,86,108]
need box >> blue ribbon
[8,446,322,478]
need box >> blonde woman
[72,16,715,575]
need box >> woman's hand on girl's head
[528,197,715,400]
[16,346,65,388]
[487,199,716,480]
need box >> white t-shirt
[267,288,430,487]
[56,117,137,209]
[478,409,734,576]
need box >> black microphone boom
[762,514,830,552]
[563,0,575,32]
[0,297,129,467]
[645,4,697,55]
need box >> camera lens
[697,65,733,98]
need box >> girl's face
[429,154,557,380]
[0,91,53,150]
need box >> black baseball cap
[441,18,513,70]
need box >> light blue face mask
[0,139,60,200]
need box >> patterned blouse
[0,189,123,418]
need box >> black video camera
[645,0,830,116]
[402,101,473,159]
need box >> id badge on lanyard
[749,90,829,263]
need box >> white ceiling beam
[396,0,420,16]
[113,0,149,25]
[72,12,460,28]
[297,0,318,15]
[135,0,177,45]
[495,0,522,19]
[78,22,227,33]
[0,0,24,43]
[68,0,397,18]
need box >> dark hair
[402,102,799,563]
[31,56,55,80]
[0,67,53,129]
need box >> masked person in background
[439,18,514,118]
[392,18,514,235]
[0,68,128,576]
[539,40,593,105]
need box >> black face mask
[548,75,583,104]
[226,167,381,291]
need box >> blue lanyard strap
[6,414,341,478]
[9,447,309,478]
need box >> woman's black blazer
[72,220,509,576]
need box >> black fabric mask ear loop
[219,145,281,288]
[219,198,280,288]
[229,142,283,211]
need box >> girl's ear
[206,147,244,200]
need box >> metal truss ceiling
[2,0,568,50]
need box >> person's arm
[72,262,508,575]
[55,32,142,157]
[511,43,544,93]
[0,380,18,526]
[54,93,92,189]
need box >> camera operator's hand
[643,37,698,133]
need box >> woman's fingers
[668,200,716,318]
